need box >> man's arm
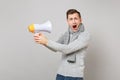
[34,33,65,52]
[45,33,65,52]
[46,31,90,54]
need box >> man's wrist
[44,39,48,46]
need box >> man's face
[67,13,82,32]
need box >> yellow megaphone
[28,21,52,33]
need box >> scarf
[64,23,85,63]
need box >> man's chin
[72,28,78,32]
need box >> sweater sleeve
[45,33,65,52]
[45,31,90,54]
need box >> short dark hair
[66,9,81,19]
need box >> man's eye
[74,17,78,20]
[69,18,73,20]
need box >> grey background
[0,0,120,80]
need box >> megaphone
[28,21,52,33]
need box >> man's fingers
[34,37,40,40]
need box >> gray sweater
[45,24,90,77]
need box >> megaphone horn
[28,21,52,33]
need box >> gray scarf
[65,23,85,63]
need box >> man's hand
[34,33,48,45]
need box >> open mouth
[72,25,77,28]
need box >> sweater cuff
[46,40,53,47]
[45,40,57,52]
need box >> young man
[34,9,90,80]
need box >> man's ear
[80,18,82,23]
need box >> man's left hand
[34,33,48,45]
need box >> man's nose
[73,19,76,23]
